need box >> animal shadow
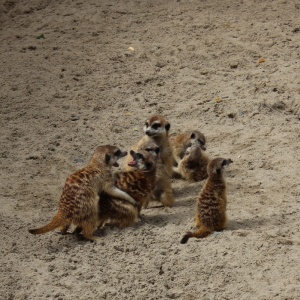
[229,216,268,231]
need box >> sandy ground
[1,0,300,299]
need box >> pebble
[70,115,80,121]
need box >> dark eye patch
[145,162,153,169]
[136,153,144,159]
[115,150,121,156]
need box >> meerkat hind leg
[160,186,174,208]
[60,224,71,235]
[81,223,99,242]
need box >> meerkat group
[29,114,233,244]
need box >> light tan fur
[180,158,233,244]
[29,145,137,242]
[173,144,210,182]
[170,130,207,166]
[124,115,174,207]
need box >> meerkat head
[143,115,171,138]
[207,158,233,176]
[138,141,160,159]
[190,131,206,151]
[128,150,156,171]
[90,145,127,167]
[182,145,202,168]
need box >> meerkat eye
[105,154,111,164]
[136,153,144,159]
[199,140,205,145]
[115,150,121,156]
[152,123,161,130]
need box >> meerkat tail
[180,227,211,244]
[105,186,137,206]
[28,212,67,235]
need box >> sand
[1,0,300,299]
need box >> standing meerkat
[29,145,137,242]
[96,149,159,229]
[180,157,233,244]
[173,144,210,182]
[170,130,207,165]
[124,115,174,207]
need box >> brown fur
[170,130,206,165]
[180,158,233,244]
[29,145,137,242]
[97,150,158,229]
[173,144,210,182]
[124,115,174,207]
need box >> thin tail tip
[180,234,189,244]
[28,228,37,234]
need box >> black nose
[145,131,151,136]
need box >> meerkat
[96,149,159,229]
[180,157,233,244]
[170,130,207,166]
[124,115,174,207]
[29,145,137,242]
[173,144,210,182]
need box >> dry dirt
[1,0,300,299]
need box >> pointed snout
[120,151,127,158]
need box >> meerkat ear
[105,153,111,165]
[165,123,170,131]
[190,133,196,139]
[216,168,221,174]
[222,159,233,167]
[155,147,160,155]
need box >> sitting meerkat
[173,144,210,182]
[180,157,233,244]
[29,145,137,242]
[170,130,207,166]
[96,149,159,229]
[124,115,174,207]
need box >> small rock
[70,115,80,121]
[230,62,238,69]
[28,46,36,51]
[74,158,84,163]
